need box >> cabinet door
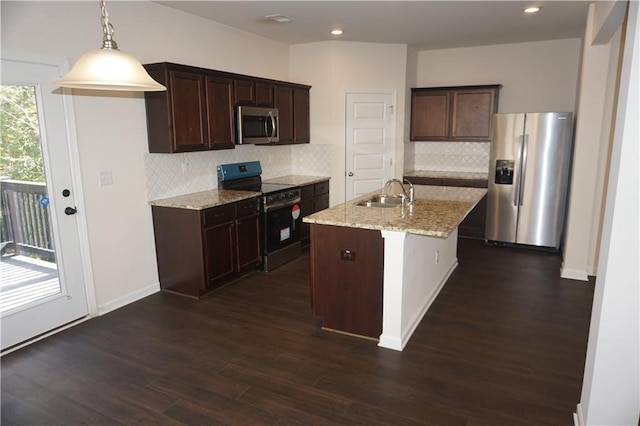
[255,83,274,107]
[459,194,487,239]
[274,85,293,144]
[205,75,235,150]
[169,70,208,151]
[314,193,330,212]
[410,90,450,141]
[451,88,497,141]
[204,211,235,290]
[204,222,235,288]
[234,80,255,105]
[293,87,311,143]
[235,214,261,272]
[293,87,310,143]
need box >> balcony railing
[1,179,55,262]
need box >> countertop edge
[303,186,486,239]
[149,190,261,210]
[263,175,330,186]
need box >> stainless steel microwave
[235,106,279,144]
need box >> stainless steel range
[217,161,301,272]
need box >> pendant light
[54,0,166,91]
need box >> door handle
[65,206,77,215]
[348,172,354,177]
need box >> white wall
[1,1,290,312]
[577,1,640,423]
[409,38,581,174]
[416,38,582,113]
[289,41,408,205]
[562,4,624,280]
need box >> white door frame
[1,53,97,351]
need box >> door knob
[64,207,77,215]
[348,172,354,177]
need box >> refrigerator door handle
[519,135,529,206]
[514,135,523,206]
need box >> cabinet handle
[340,249,356,261]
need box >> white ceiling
[157,1,592,50]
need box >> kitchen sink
[355,194,405,208]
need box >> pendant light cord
[100,0,119,50]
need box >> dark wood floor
[1,239,595,425]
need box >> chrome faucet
[384,178,415,204]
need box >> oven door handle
[263,196,301,212]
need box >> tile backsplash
[408,141,490,173]
[145,141,485,200]
[145,144,332,201]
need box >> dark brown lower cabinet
[310,224,383,338]
[403,175,488,239]
[152,197,261,298]
[300,180,330,248]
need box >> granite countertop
[303,185,487,239]
[149,175,329,210]
[404,170,489,181]
[263,175,330,186]
[149,189,261,210]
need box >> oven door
[263,202,301,254]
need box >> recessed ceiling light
[264,14,292,23]
[523,6,541,13]
[331,29,343,35]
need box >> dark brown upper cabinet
[274,85,310,145]
[234,80,274,107]
[205,75,235,150]
[274,85,293,144]
[410,85,501,142]
[293,87,310,144]
[145,63,233,153]
[145,68,209,153]
[144,62,311,153]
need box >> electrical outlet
[435,250,440,264]
[181,161,189,174]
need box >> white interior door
[345,92,396,201]
[1,56,90,351]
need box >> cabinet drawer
[300,184,314,200]
[235,197,260,219]
[314,181,329,195]
[404,176,445,186]
[446,178,488,188]
[203,204,234,227]
[403,176,488,188]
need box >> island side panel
[309,224,384,338]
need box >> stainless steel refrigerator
[485,112,573,250]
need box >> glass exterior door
[1,57,88,351]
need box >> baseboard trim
[97,282,160,316]
[561,266,590,281]
[574,403,585,426]
[378,334,403,351]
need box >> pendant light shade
[54,0,166,92]
[55,48,165,91]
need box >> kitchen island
[303,185,486,351]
